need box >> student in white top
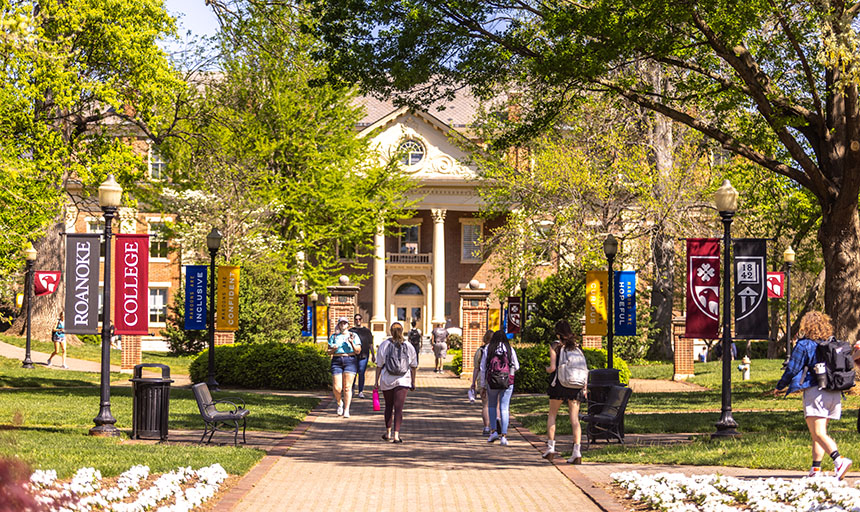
[374,322,418,443]
[480,330,520,446]
[542,319,588,464]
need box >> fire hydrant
[737,356,751,381]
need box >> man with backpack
[775,311,854,479]
[350,314,376,399]
[407,320,422,364]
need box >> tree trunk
[6,218,67,341]
[819,202,860,340]
[647,228,675,359]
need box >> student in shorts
[431,323,448,373]
[328,317,361,418]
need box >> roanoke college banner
[64,234,100,334]
[216,266,240,331]
[734,239,769,339]
[115,234,149,335]
[614,271,636,336]
[184,266,207,330]
[585,270,608,336]
[506,297,521,335]
[686,239,720,339]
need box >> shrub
[521,268,586,344]
[450,349,462,375]
[446,333,462,351]
[189,342,330,390]
[512,343,631,393]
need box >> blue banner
[298,294,311,337]
[185,266,208,330]
[614,271,636,336]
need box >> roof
[353,88,481,131]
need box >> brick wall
[121,335,141,371]
[459,289,490,378]
[673,317,694,379]
[326,286,359,335]
[214,331,235,346]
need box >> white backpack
[554,346,588,389]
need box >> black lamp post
[206,227,222,390]
[520,277,528,341]
[21,243,37,369]
[783,246,795,364]
[90,174,122,437]
[309,291,319,341]
[603,234,618,369]
[713,179,740,438]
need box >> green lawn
[0,334,196,375]
[0,355,125,388]
[630,358,789,390]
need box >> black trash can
[586,368,623,442]
[130,363,173,440]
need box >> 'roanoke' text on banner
[686,239,720,339]
[585,270,608,336]
[734,239,769,339]
[184,266,207,330]
[114,234,149,335]
[64,234,100,334]
[216,266,240,331]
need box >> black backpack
[486,345,513,390]
[385,342,411,376]
[408,329,421,349]
[815,337,856,391]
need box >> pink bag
[372,389,381,411]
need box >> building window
[395,283,423,295]
[86,219,106,258]
[398,140,425,166]
[399,225,419,254]
[149,288,168,324]
[149,146,167,180]
[337,241,356,261]
[535,222,553,263]
[149,221,169,259]
[461,222,483,263]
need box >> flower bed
[28,464,228,512]
[612,471,860,511]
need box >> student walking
[431,323,448,373]
[350,313,375,398]
[481,330,520,446]
[407,320,422,364]
[47,313,67,369]
[374,322,418,443]
[470,329,494,435]
[542,320,588,463]
[775,311,852,479]
[327,317,362,418]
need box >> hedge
[450,349,463,375]
[512,344,631,394]
[189,342,330,390]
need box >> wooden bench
[192,382,250,446]
[579,385,632,446]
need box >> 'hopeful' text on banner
[686,238,720,339]
[614,271,636,336]
[64,234,100,334]
[585,270,608,336]
[216,266,240,331]
[734,238,769,339]
[184,265,207,330]
[114,234,149,335]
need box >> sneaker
[358,392,365,399]
[482,427,491,436]
[337,401,344,416]
[343,410,350,419]
[500,437,508,446]
[60,365,68,369]
[835,457,853,480]
[808,467,822,477]
[487,432,500,443]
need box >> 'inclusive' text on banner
[184,266,207,330]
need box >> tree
[306,0,860,339]
[1,0,184,338]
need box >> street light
[603,234,618,370]
[713,179,740,438]
[21,243,37,369]
[783,246,795,364]
[206,227,222,390]
[90,174,122,437]
[309,291,319,341]
[520,277,528,341]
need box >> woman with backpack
[480,330,520,446]
[374,322,418,443]
[775,311,853,479]
[541,319,588,463]
[470,329,495,435]
[327,317,362,418]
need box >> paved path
[218,363,602,512]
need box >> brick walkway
[217,363,602,512]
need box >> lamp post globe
[21,243,37,369]
[713,179,740,438]
[91,174,122,437]
[603,234,618,369]
[206,228,222,390]
[783,246,795,363]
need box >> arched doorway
[392,282,425,333]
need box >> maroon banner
[686,239,720,339]
[34,271,61,296]
[506,296,521,334]
[114,234,149,335]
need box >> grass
[0,334,196,375]
[0,428,265,478]
[0,356,126,388]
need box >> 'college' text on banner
[114,234,149,335]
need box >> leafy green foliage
[513,345,630,394]
[189,342,330,390]
[450,349,462,375]
[521,269,586,344]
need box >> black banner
[64,234,101,334]
[733,238,768,340]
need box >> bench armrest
[211,399,242,412]
[215,396,246,409]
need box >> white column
[371,223,386,324]
[431,208,447,325]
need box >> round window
[398,139,425,166]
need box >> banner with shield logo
[686,239,720,339]
[734,239,768,339]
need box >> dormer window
[398,140,425,166]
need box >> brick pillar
[214,331,235,346]
[459,280,491,379]
[579,317,604,349]
[121,335,141,372]
[673,316,694,380]
[327,275,360,336]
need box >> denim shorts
[331,354,358,376]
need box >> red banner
[686,238,720,339]
[506,296,521,334]
[767,272,784,298]
[114,234,149,335]
[34,271,61,296]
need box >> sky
[162,0,220,51]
